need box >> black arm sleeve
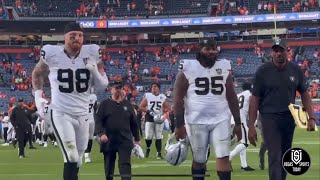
[95,100,107,136]
[129,104,140,141]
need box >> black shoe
[259,162,265,170]
[241,166,255,171]
[146,148,150,158]
[156,153,163,160]
[29,146,37,149]
[12,140,17,148]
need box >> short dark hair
[151,82,161,89]
[242,82,252,91]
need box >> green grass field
[0,128,319,180]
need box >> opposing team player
[84,89,98,163]
[32,22,109,180]
[229,82,255,171]
[139,82,171,159]
[174,38,242,180]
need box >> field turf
[0,128,319,180]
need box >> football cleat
[145,148,150,158]
[165,133,189,166]
[241,166,255,171]
[156,152,163,160]
[84,153,92,163]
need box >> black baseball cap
[18,98,24,102]
[199,38,218,49]
[109,81,124,88]
[272,38,286,50]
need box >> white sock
[240,149,248,167]
[84,153,89,158]
[229,143,246,160]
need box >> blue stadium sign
[79,12,319,29]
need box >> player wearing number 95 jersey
[173,38,242,180]
[31,22,109,180]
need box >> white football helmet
[165,133,189,166]
[153,113,165,124]
[131,144,144,159]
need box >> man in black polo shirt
[10,98,33,158]
[96,81,140,180]
[248,39,316,180]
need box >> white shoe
[43,142,48,148]
[85,157,92,163]
[1,143,9,146]
[84,153,92,163]
[54,142,58,147]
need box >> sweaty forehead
[200,46,217,51]
[66,31,83,36]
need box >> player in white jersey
[84,90,97,163]
[41,98,58,147]
[229,82,255,171]
[173,38,242,180]
[32,22,109,180]
[139,82,171,159]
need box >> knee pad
[64,141,79,163]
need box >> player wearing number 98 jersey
[31,22,109,180]
[173,38,242,180]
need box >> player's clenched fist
[233,124,242,142]
[83,58,98,72]
[248,125,257,147]
[100,134,109,143]
[174,126,187,140]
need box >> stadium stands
[3,0,319,18]
[0,44,319,113]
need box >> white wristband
[34,90,43,99]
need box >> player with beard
[248,39,315,180]
[32,22,109,180]
[174,38,242,180]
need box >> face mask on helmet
[165,133,189,166]
[153,113,165,124]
